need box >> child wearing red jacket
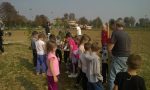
[101,23,109,84]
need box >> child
[49,34,56,42]
[101,23,109,47]
[35,33,47,75]
[63,38,70,72]
[56,35,62,64]
[85,42,104,90]
[76,34,91,88]
[66,32,78,78]
[101,46,108,84]
[78,42,91,90]
[31,31,38,68]
[49,34,62,64]
[46,41,60,90]
[113,54,146,90]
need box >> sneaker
[68,73,77,78]
[2,52,7,55]
[42,73,46,76]
[68,73,74,78]
[36,72,40,75]
[65,71,69,74]
[72,74,78,78]
[74,84,79,89]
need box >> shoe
[42,73,46,76]
[2,52,7,55]
[68,73,74,78]
[36,72,40,75]
[65,71,69,74]
[68,73,77,78]
[74,84,79,89]
[72,74,78,78]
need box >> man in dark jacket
[44,22,51,35]
[0,28,4,55]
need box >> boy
[78,42,91,90]
[31,31,38,68]
[35,33,47,75]
[113,54,146,90]
[85,42,104,90]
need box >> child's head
[109,19,116,30]
[102,24,107,31]
[49,34,56,42]
[80,34,91,45]
[91,42,100,52]
[84,42,91,51]
[66,32,72,38]
[38,33,46,40]
[74,35,81,45]
[46,41,57,53]
[32,31,38,38]
[127,54,142,70]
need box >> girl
[101,23,109,47]
[46,41,60,90]
[66,32,78,78]
[101,23,109,84]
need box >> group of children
[31,31,60,90]
[31,27,146,90]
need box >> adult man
[0,20,5,55]
[108,19,131,90]
[76,24,82,36]
[44,22,51,35]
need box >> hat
[116,19,125,27]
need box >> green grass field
[0,29,150,90]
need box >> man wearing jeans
[108,19,131,90]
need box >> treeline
[0,2,150,29]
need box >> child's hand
[54,76,58,82]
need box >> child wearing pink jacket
[46,41,60,90]
[66,32,79,78]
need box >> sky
[0,0,150,22]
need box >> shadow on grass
[16,76,38,90]
[18,57,34,73]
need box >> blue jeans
[108,56,128,90]
[36,55,46,73]
[87,81,104,90]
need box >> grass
[0,29,150,90]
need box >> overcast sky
[0,0,150,22]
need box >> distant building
[68,20,77,29]
[79,24,92,30]
[53,18,92,30]
[86,25,92,30]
